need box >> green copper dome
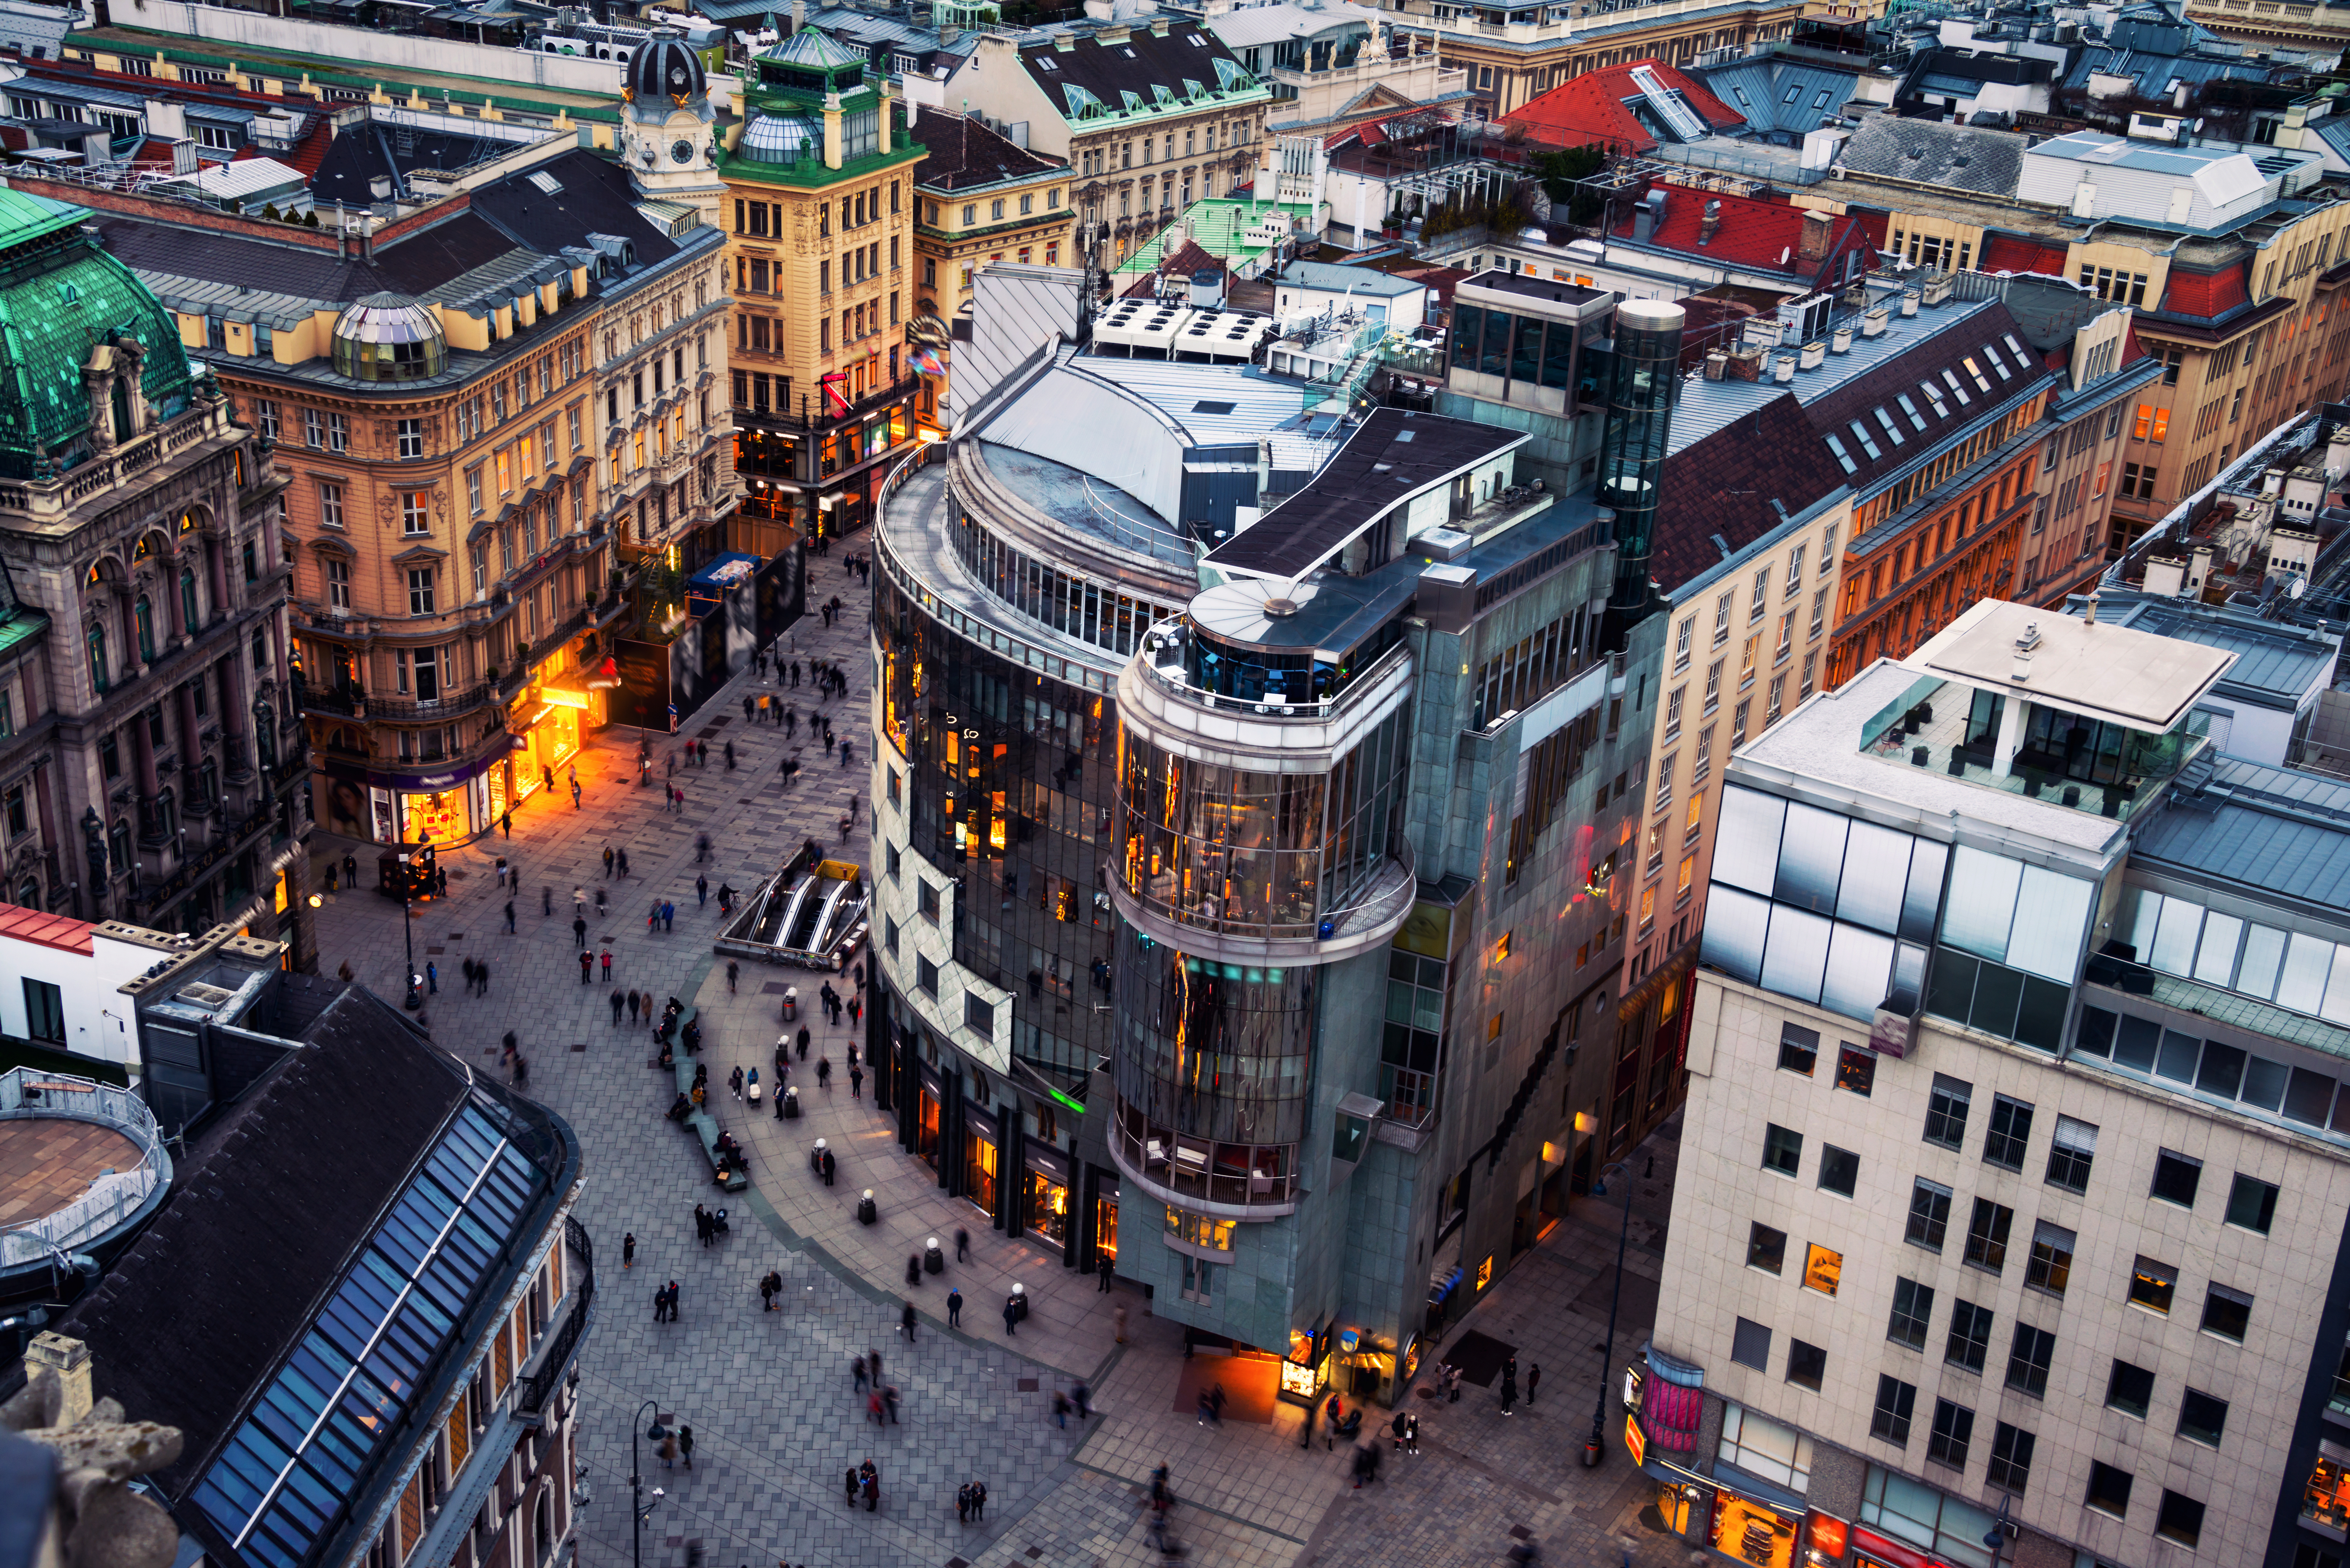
[0,188,194,479]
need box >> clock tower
[619,34,725,223]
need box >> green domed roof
[0,188,193,479]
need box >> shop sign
[1624,1413,1647,1469]
[1399,1336,1420,1385]
[1849,1527,1960,1568]
[1808,1514,1848,1558]
[1623,1363,1645,1413]
[1279,1359,1320,1398]
[1708,1493,1798,1568]
[510,735,532,750]
[540,685,594,710]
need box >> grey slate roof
[2134,756,2350,917]
[1833,115,2026,197]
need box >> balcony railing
[0,399,240,520]
[516,1215,593,1418]
[1,1067,171,1267]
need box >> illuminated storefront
[1094,1175,1119,1274]
[1280,1325,1332,1403]
[1024,1143,1070,1248]
[1708,1492,1799,1568]
[915,1064,944,1168]
[963,1103,1000,1217]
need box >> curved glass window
[1117,705,1409,939]
[1186,630,1319,704]
[1115,932,1315,1146]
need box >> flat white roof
[1909,598,2235,734]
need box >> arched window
[180,566,199,633]
[134,595,155,663]
[87,623,108,691]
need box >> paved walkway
[304,534,1704,1568]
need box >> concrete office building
[1641,594,2350,1568]
[867,262,1655,1403]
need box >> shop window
[1945,1300,1992,1372]
[2005,1324,2053,1396]
[1887,1278,1932,1349]
[2180,1387,2228,1449]
[1817,1145,1858,1199]
[1802,1243,1841,1297]
[1906,1178,1951,1251]
[2200,1282,2252,1342]
[1745,1222,1785,1274]
[1870,1375,1915,1444]
[2225,1172,2278,1233]
[1761,1123,1801,1177]
[2129,1255,2176,1314]
[2105,1359,2155,1418]
[2086,1461,2133,1519]
[1776,1021,1817,1075]
[1923,1074,1970,1148]
[1785,1339,1826,1391]
[1166,1207,1233,1250]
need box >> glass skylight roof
[189,1104,542,1568]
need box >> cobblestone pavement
[305,532,1705,1568]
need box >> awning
[1640,1376,1702,1452]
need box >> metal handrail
[516,1216,594,1415]
[1078,475,1195,564]
[0,1067,171,1265]
[1137,630,1411,720]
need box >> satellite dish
[2291,576,2307,599]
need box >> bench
[666,1006,746,1191]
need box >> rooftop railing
[0,1067,171,1267]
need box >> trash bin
[924,1238,944,1275]
[783,987,799,1022]
[857,1189,878,1225]
[784,1086,800,1119]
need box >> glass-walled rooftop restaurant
[1857,605,2233,824]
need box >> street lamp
[395,845,425,1009]
[1584,1159,1635,1469]
[629,1399,664,1568]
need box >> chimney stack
[1699,198,1721,246]
[1798,208,1833,264]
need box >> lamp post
[396,845,421,1009]
[1584,1158,1635,1469]
[629,1398,663,1568]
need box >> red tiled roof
[281,120,335,181]
[0,905,95,955]
[1980,232,2070,277]
[2160,262,2250,320]
[1653,395,1849,591]
[1609,184,1875,281]
[1502,59,1745,156]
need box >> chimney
[1831,325,1853,353]
[1704,350,1728,380]
[1699,198,1721,246]
[2083,590,2100,626]
[1861,306,1889,337]
[1798,208,1832,263]
[2011,620,2041,682]
[25,1333,94,1427]
[1773,353,1796,382]
[1900,288,1920,317]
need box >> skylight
[1824,432,1857,474]
[1875,407,1906,446]
[1961,357,1992,393]
[2003,333,2028,361]
[1848,419,1882,460]
[526,170,563,194]
[1896,393,1926,430]
[1942,368,1971,405]
[1919,381,1949,418]
[1981,343,2012,380]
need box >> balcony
[0,398,241,520]
[736,373,921,437]
[0,1067,174,1277]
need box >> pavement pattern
[305,532,1709,1568]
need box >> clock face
[671,139,694,164]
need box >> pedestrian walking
[697,873,709,906]
[727,960,740,994]
[853,1353,869,1393]
[678,1425,694,1469]
[1055,1391,1072,1430]
[664,901,676,931]
[1113,1304,1129,1344]
[611,988,625,1025]
[579,950,593,984]
[500,809,511,839]
[1196,1390,1215,1427]
[849,1063,863,1099]
[883,1385,900,1425]
[601,947,613,981]
[817,1056,831,1090]
[1526,1364,1541,1406]
[796,1027,810,1060]
[956,1484,972,1525]
[1073,1383,1091,1421]
[477,960,491,994]
[571,777,582,809]
[971,1481,987,1523]
[505,901,516,933]
[618,849,631,877]
[603,847,615,878]
[543,886,553,916]
[573,916,588,949]
[1499,1354,1518,1416]
[724,741,736,770]
[901,1298,917,1342]
[628,991,641,1025]
[622,1232,635,1269]
[955,1227,970,1263]
[947,1288,962,1328]
[696,833,709,863]
[426,961,437,994]
[1002,1296,1019,1336]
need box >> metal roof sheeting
[2135,757,2350,915]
